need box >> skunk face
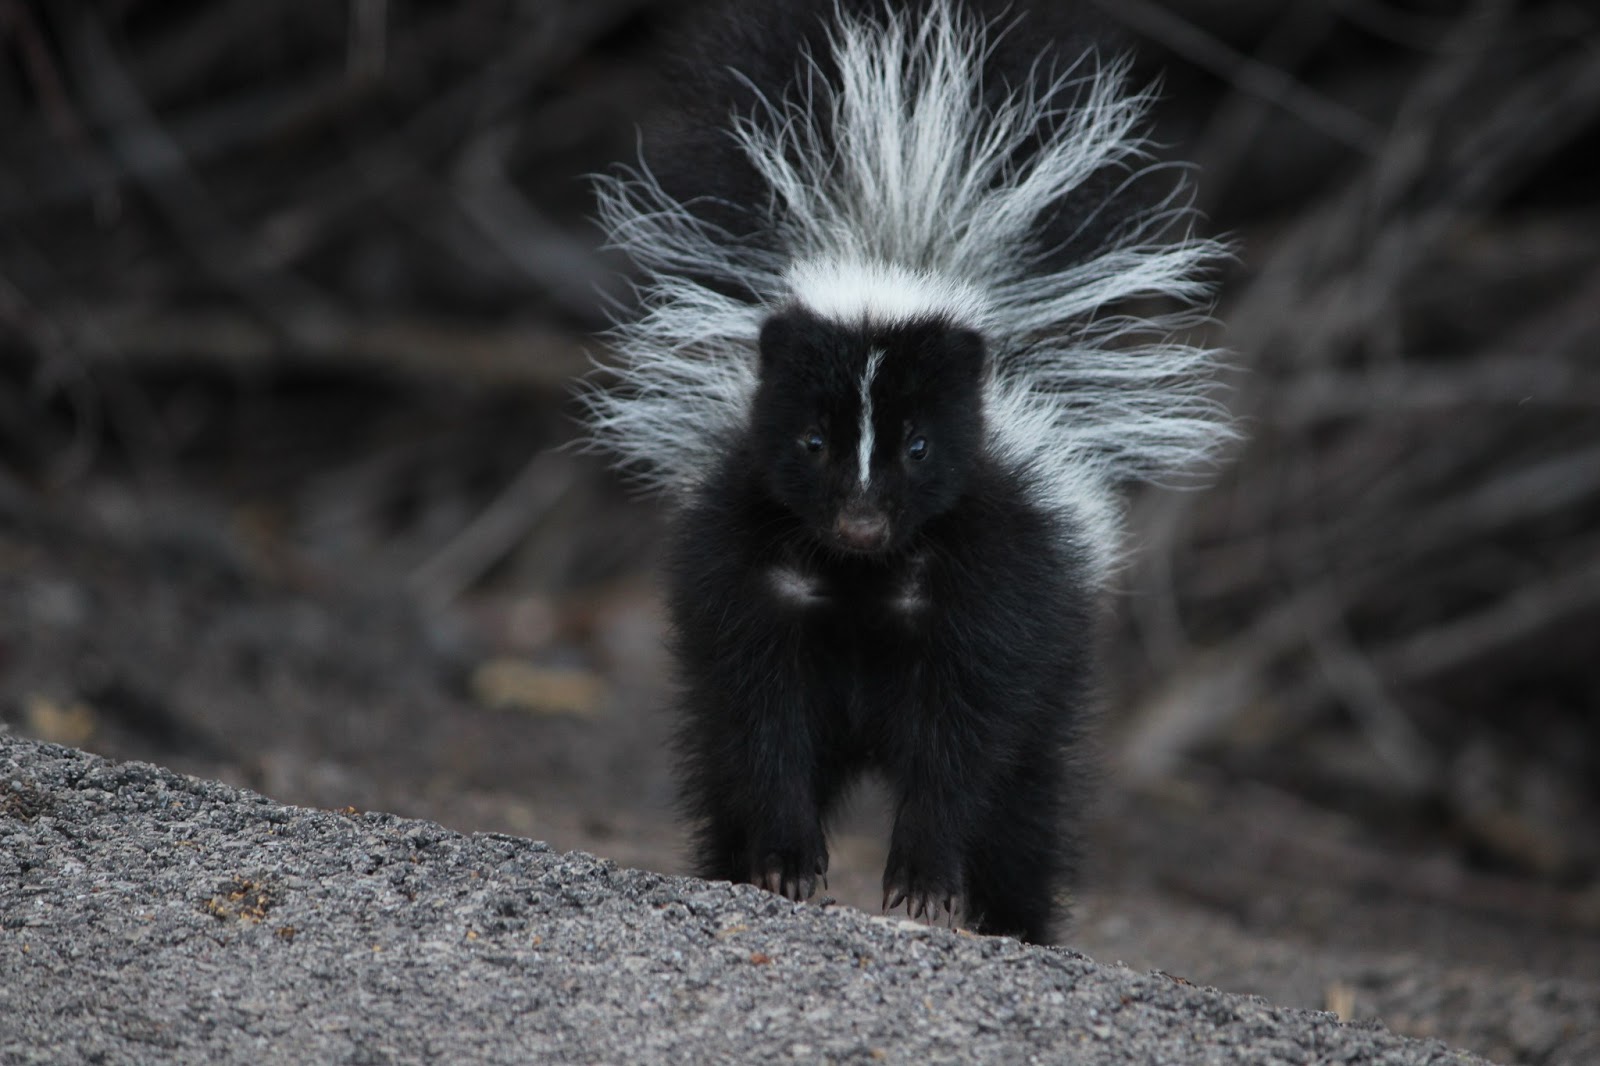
[751,306,985,555]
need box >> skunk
[583,0,1226,943]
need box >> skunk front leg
[882,792,965,924]
[670,535,833,901]
[877,525,1083,942]
[879,694,988,925]
[679,676,830,901]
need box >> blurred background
[1,1,1596,1062]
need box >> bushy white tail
[584,0,1229,576]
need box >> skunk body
[585,0,1226,943]
[669,306,1093,942]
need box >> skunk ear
[941,326,987,384]
[758,310,800,372]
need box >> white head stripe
[857,349,885,487]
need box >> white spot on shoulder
[768,565,825,606]
[893,554,930,613]
[857,349,885,488]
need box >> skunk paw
[881,845,963,927]
[749,831,829,902]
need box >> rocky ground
[2,732,1495,1065]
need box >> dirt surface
[1,474,1597,1065]
[1,732,1492,1066]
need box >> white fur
[895,554,931,613]
[857,349,885,487]
[768,565,825,606]
[582,0,1230,580]
[789,259,990,328]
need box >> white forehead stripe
[787,258,991,328]
[857,349,885,488]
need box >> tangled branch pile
[0,0,1595,883]
[1109,0,1600,883]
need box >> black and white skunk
[583,0,1227,943]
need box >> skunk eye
[800,429,825,454]
[906,435,929,461]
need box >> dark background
[2,2,1597,1062]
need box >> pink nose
[834,511,890,551]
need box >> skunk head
[751,305,985,556]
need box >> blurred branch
[53,304,596,388]
[0,0,119,217]
[244,0,642,322]
[1118,4,1600,809]
[1117,585,1338,784]
[1379,554,1600,682]
[1273,354,1600,425]
[452,126,625,315]
[408,452,577,608]
[0,67,354,218]
[1191,0,1337,210]
[0,0,84,146]
[348,0,389,82]
[1306,622,1437,790]
[1087,0,1384,153]
[67,10,347,347]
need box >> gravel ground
[1,733,1487,1065]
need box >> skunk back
[584,0,1228,578]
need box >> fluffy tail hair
[584,0,1229,577]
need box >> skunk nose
[834,510,890,552]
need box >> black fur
[668,306,1095,944]
[605,0,1156,944]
